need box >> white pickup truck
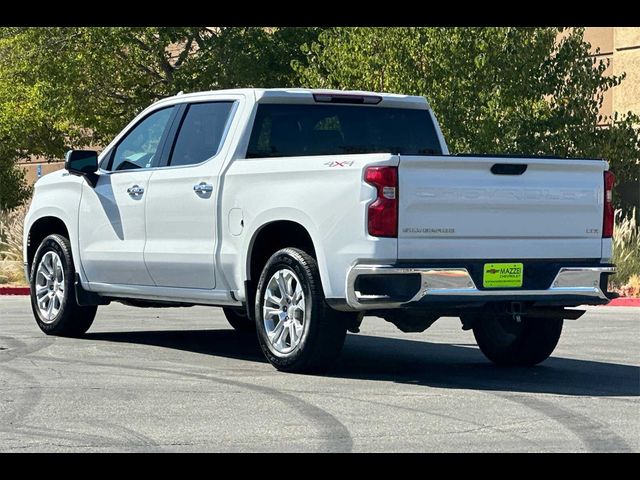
[23,88,617,372]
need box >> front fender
[23,171,85,280]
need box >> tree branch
[173,36,195,69]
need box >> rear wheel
[472,315,563,366]
[254,248,348,373]
[30,234,97,337]
[222,307,254,333]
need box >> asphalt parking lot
[0,296,638,452]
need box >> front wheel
[472,315,563,366]
[30,234,97,337]
[254,248,348,373]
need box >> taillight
[365,166,398,237]
[603,171,615,238]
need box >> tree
[0,35,52,210]
[0,156,31,211]
[0,27,323,210]
[2,27,638,211]
[294,27,640,192]
[1,27,322,145]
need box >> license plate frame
[483,263,523,288]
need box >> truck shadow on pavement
[84,329,639,397]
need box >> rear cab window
[246,103,443,158]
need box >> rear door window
[168,102,235,167]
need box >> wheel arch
[246,219,319,286]
[26,216,71,274]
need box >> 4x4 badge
[324,161,354,167]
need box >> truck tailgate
[398,155,606,260]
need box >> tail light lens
[365,166,398,237]
[603,171,615,238]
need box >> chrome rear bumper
[345,264,616,310]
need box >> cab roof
[166,88,430,109]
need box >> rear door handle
[193,182,214,194]
[127,185,145,197]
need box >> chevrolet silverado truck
[23,88,617,372]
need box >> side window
[168,102,234,167]
[108,107,174,172]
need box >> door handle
[490,164,528,175]
[193,182,214,194]
[127,185,145,197]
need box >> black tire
[29,234,97,337]
[254,248,348,373]
[222,307,254,333]
[472,315,563,366]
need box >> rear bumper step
[345,264,616,310]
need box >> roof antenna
[176,91,184,96]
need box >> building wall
[583,27,640,123]
[612,28,640,120]
[19,161,65,185]
[584,27,640,211]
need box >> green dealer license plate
[483,263,523,288]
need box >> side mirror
[65,150,99,187]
